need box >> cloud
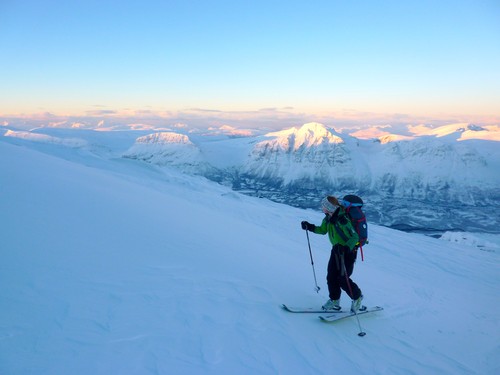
[185,108,223,113]
[2,106,498,133]
[85,110,118,116]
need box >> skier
[301,196,364,312]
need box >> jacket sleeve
[313,216,328,235]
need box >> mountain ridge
[120,122,500,233]
[2,122,499,233]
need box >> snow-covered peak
[349,126,392,140]
[4,129,88,148]
[348,126,416,143]
[122,132,208,170]
[265,122,343,151]
[408,123,500,141]
[296,122,331,135]
[378,134,415,144]
[135,132,192,145]
[206,125,254,137]
[460,125,500,141]
[245,123,359,186]
[295,122,343,147]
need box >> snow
[245,123,359,185]
[206,125,255,137]
[4,129,88,148]
[122,132,206,168]
[1,131,499,375]
[265,122,344,149]
[408,123,500,141]
[377,134,416,144]
[244,122,500,193]
[349,123,500,142]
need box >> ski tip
[362,305,384,311]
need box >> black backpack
[342,195,368,259]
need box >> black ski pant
[327,244,362,301]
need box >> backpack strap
[342,200,363,209]
[332,215,358,250]
[333,221,349,243]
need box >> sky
[1,0,499,128]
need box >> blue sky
[1,0,499,127]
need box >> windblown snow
[1,128,499,374]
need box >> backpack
[330,210,359,251]
[342,195,369,260]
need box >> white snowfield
[1,132,499,375]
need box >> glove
[301,221,315,231]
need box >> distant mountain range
[122,122,500,234]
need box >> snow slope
[4,129,88,148]
[1,137,499,375]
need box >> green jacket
[313,209,359,250]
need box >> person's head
[321,196,340,215]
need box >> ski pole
[305,230,320,293]
[341,254,366,337]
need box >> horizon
[2,113,500,139]
[2,108,500,131]
[1,0,499,128]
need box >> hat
[321,196,340,213]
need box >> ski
[319,306,383,323]
[281,304,345,314]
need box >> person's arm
[314,216,328,235]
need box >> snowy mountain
[4,129,88,148]
[123,132,212,172]
[239,122,499,193]
[1,131,499,374]
[2,122,499,234]
[242,122,365,186]
[408,122,500,141]
[205,122,498,233]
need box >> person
[301,195,364,312]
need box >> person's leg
[326,248,342,300]
[339,249,362,300]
